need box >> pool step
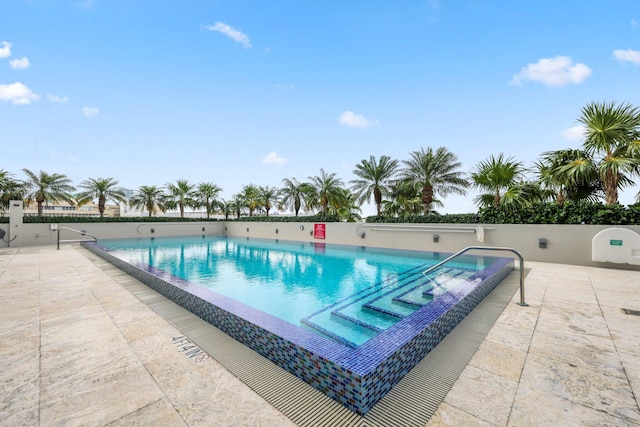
[302,265,478,347]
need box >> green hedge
[227,214,341,223]
[23,216,222,224]
[365,213,480,224]
[478,202,640,225]
[10,203,640,225]
[20,214,339,224]
[364,203,640,225]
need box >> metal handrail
[423,245,528,306]
[57,226,97,249]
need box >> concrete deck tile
[441,365,518,425]
[1,244,639,426]
[426,402,493,427]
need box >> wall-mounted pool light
[275,229,279,234]
[359,231,366,239]
[300,225,305,231]
[433,234,439,243]
[246,227,249,232]
[150,228,155,234]
[310,231,313,236]
[202,227,205,232]
[539,238,547,249]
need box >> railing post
[422,245,528,307]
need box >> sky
[1,0,639,216]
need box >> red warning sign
[313,223,326,239]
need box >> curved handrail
[57,226,97,249]
[423,246,528,306]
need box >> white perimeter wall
[4,210,640,270]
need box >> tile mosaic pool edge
[83,242,513,415]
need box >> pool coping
[84,239,514,414]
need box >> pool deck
[1,244,639,426]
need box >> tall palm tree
[470,154,525,209]
[279,178,312,217]
[128,185,167,217]
[165,179,196,218]
[21,169,76,216]
[308,169,345,215]
[398,147,469,215]
[76,177,127,218]
[258,186,279,217]
[574,100,640,205]
[350,155,399,216]
[196,182,222,219]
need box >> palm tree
[279,178,311,217]
[398,147,469,215]
[575,100,640,205]
[230,193,245,218]
[258,186,279,217]
[470,154,525,209]
[165,179,196,218]
[534,149,601,205]
[350,155,399,216]
[308,169,345,215]
[76,177,127,218]
[0,170,24,212]
[129,185,167,217]
[21,169,76,216]
[217,199,234,220]
[239,184,261,217]
[333,188,362,222]
[196,182,222,219]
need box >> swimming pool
[87,235,514,414]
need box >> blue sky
[1,0,639,215]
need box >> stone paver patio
[1,244,639,426]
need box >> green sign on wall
[610,239,623,246]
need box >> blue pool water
[98,235,500,347]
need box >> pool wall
[84,242,513,414]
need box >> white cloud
[82,106,100,116]
[261,151,287,166]
[510,56,592,87]
[561,125,585,141]
[613,49,640,65]
[338,111,377,129]
[0,82,39,105]
[47,93,69,103]
[632,18,638,30]
[0,41,11,58]
[205,22,251,48]
[9,57,30,70]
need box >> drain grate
[622,308,640,316]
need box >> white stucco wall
[3,202,640,270]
